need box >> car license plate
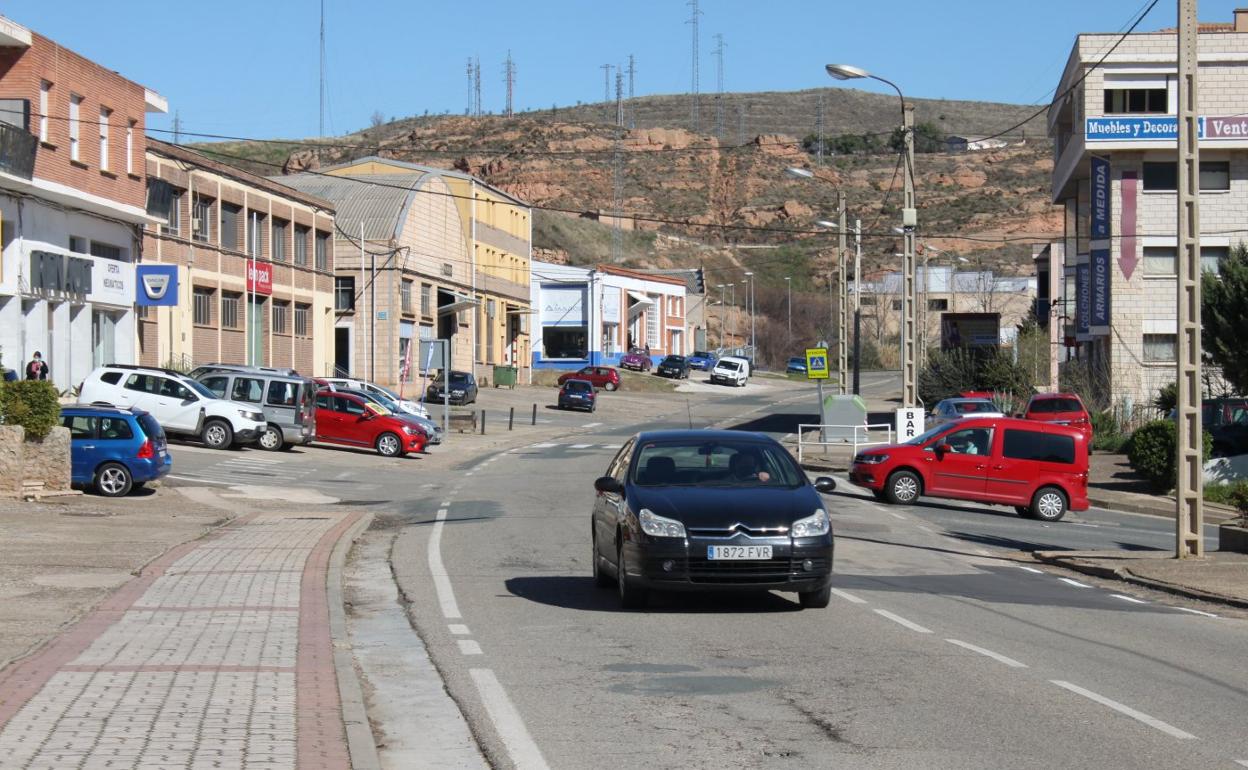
[707,545,772,560]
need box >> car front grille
[686,555,829,584]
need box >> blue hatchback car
[60,405,172,497]
[687,351,718,371]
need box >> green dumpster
[493,365,518,389]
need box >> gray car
[196,369,318,451]
[928,398,1005,428]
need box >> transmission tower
[615,69,625,127]
[627,54,636,128]
[466,58,475,116]
[473,56,481,116]
[816,92,825,165]
[687,0,701,131]
[713,33,725,138]
[600,63,614,123]
[503,51,515,118]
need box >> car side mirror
[934,442,950,456]
[360,411,375,421]
[594,476,623,495]
[813,476,837,494]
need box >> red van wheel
[885,470,922,505]
[1030,487,1068,522]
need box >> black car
[590,430,836,609]
[426,370,478,405]
[1202,397,1248,457]
[558,379,597,412]
[655,355,690,379]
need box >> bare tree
[369,110,386,129]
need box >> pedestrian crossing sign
[805,348,830,379]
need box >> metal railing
[0,122,38,180]
[796,423,894,464]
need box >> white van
[710,356,750,387]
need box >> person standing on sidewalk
[25,351,48,381]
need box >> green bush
[0,380,62,440]
[1153,382,1178,415]
[1127,419,1213,492]
[918,347,1034,407]
[1203,480,1248,513]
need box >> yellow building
[320,157,532,385]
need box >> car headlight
[240,410,264,422]
[791,509,830,538]
[639,508,686,538]
[856,453,889,464]
[401,424,417,435]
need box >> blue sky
[8,1,1240,142]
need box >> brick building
[1048,9,1248,408]
[140,140,336,373]
[0,16,165,388]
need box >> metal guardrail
[796,423,894,464]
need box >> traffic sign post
[808,343,830,443]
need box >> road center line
[457,639,483,655]
[1018,565,1045,574]
[829,588,867,604]
[945,639,1028,668]
[582,422,602,428]
[1049,680,1197,740]
[1110,594,1147,604]
[448,624,471,635]
[469,668,551,770]
[888,512,905,520]
[427,507,462,619]
[873,608,932,634]
[1174,606,1219,618]
[1059,577,1092,588]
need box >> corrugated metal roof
[275,172,429,240]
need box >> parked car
[1200,397,1248,457]
[61,404,172,497]
[188,363,300,380]
[313,390,427,457]
[557,366,620,392]
[197,370,317,451]
[590,430,837,609]
[928,397,1004,428]
[786,357,808,375]
[426,370,479,405]
[655,355,691,379]
[709,356,750,387]
[1020,393,1093,446]
[618,348,653,372]
[80,365,266,450]
[687,351,718,371]
[557,379,598,412]
[322,377,429,418]
[334,387,441,445]
[849,417,1089,521]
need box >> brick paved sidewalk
[0,511,363,770]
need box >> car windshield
[628,348,646,356]
[789,358,804,364]
[632,440,804,488]
[185,379,216,399]
[718,361,740,371]
[662,356,684,365]
[358,391,399,413]
[1030,397,1083,413]
[692,351,711,358]
[371,383,403,401]
[904,424,957,446]
[565,381,592,393]
[954,400,997,414]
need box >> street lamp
[828,62,917,407]
[715,284,728,348]
[785,167,816,180]
[743,271,755,362]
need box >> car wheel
[376,432,403,457]
[593,533,613,589]
[798,584,832,609]
[604,382,617,392]
[885,470,921,505]
[1014,505,1032,518]
[201,419,233,450]
[1030,486,1068,522]
[258,424,284,451]
[616,540,648,609]
[94,462,132,497]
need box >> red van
[849,416,1089,521]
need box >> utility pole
[503,51,515,118]
[687,0,701,132]
[172,110,181,144]
[837,197,848,395]
[784,276,791,340]
[474,56,482,116]
[1175,0,1204,558]
[713,33,725,138]
[601,63,613,123]
[853,217,862,396]
[900,103,918,408]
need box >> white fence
[796,423,894,464]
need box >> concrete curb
[328,511,381,770]
[1086,493,1238,523]
[1032,551,1248,610]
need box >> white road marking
[457,639,483,655]
[531,442,559,449]
[1018,566,1045,574]
[1233,760,1248,768]
[569,443,594,449]
[465,472,474,477]
[1071,522,1101,528]
[441,501,452,507]
[830,588,867,604]
[918,525,933,533]
[1049,680,1197,740]
[1059,578,1092,588]
[1110,594,1147,604]
[427,508,462,619]
[469,668,551,770]
[945,639,1027,668]
[873,608,932,634]
[888,512,905,520]
[1174,606,1219,618]
[165,474,232,486]
[582,422,602,428]
[448,624,471,635]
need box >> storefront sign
[1090,157,1110,240]
[540,284,586,326]
[30,250,93,297]
[1075,262,1091,338]
[136,264,179,306]
[1204,116,1248,140]
[1086,116,1203,141]
[1089,156,1110,335]
[1090,247,1110,333]
[247,261,272,296]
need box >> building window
[271,218,288,262]
[891,299,903,311]
[294,225,309,266]
[193,288,214,326]
[247,211,265,256]
[98,107,110,170]
[1200,161,1230,191]
[69,94,82,162]
[1103,88,1167,115]
[1202,246,1229,275]
[221,203,241,250]
[221,292,241,329]
[294,303,310,336]
[272,300,289,334]
[38,81,50,142]
[126,120,135,175]
[164,191,182,236]
[335,276,356,311]
[1143,161,1231,192]
[192,195,213,242]
[928,298,949,311]
[1143,246,1177,275]
[90,241,123,260]
[314,230,329,270]
[69,235,86,253]
[420,283,431,315]
[401,280,413,314]
[1143,333,1177,363]
[860,296,877,307]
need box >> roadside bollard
[480,409,486,435]
[531,403,537,426]
[509,406,515,431]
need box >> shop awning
[437,293,480,315]
[627,291,652,305]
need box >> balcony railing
[0,121,37,180]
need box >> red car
[314,390,427,457]
[1021,393,1093,446]
[849,416,1089,521]
[557,366,621,392]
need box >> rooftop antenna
[173,110,181,144]
[318,0,325,136]
[687,0,701,132]
[466,57,474,116]
[503,51,515,118]
[600,63,614,123]
[713,33,725,138]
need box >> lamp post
[827,63,917,407]
[728,283,736,346]
[817,217,861,395]
[744,271,755,362]
[715,283,727,347]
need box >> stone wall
[0,425,71,497]
[0,426,21,497]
